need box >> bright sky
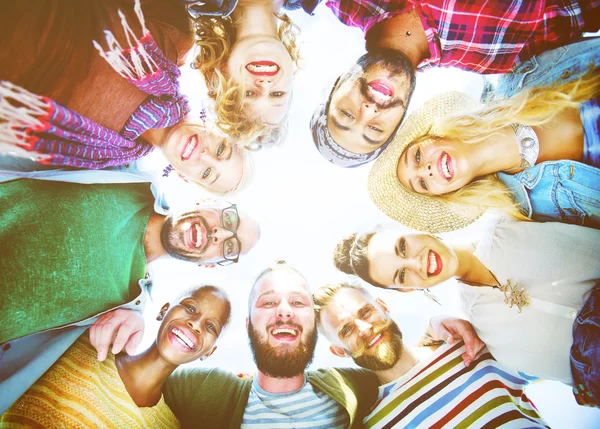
[137,6,600,428]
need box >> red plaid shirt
[326,0,599,73]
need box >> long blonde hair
[419,73,600,220]
[191,13,300,147]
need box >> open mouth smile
[186,222,207,250]
[367,332,383,349]
[246,61,280,77]
[169,326,197,351]
[427,250,443,277]
[270,325,300,342]
[181,135,198,160]
[367,79,394,106]
[438,152,453,181]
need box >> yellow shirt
[1,335,180,429]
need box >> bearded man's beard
[247,320,318,378]
[353,318,404,371]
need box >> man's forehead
[253,270,311,301]
[323,288,373,326]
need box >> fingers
[90,312,115,362]
[124,329,144,356]
[89,309,144,361]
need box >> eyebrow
[330,115,350,132]
[363,134,384,146]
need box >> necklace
[461,270,530,313]
[505,123,540,171]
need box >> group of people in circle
[1,0,599,427]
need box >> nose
[255,78,274,89]
[406,256,424,277]
[417,162,433,177]
[277,299,294,320]
[210,226,233,244]
[186,316,201,333]
[355,319,373,337]
[361,102,379,119]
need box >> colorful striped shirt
[241,376,350,428]
[326,0,600,74]
[364,342,548,428]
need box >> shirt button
[521,65,533,73]
[2,343,10,351]
[135,300,141,305]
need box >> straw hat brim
[368,91,484,233]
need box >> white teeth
[182,136,197,159]
[428,251,438,275]
[368,333,382,348]
[367,86,391,105]
[248,64,278,73]
[272,328,298,336]
[441,153,451,179]
[172,327,194,349]
[194,224,202,248]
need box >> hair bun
[333,233,357,275]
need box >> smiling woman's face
[161,123,244,194]
[396,137,475,195]
[227,35,295,126]
[366,231,459,289]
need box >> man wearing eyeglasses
[0,179,260,413]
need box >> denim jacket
[498,160,600,229]
[483,37,600,101]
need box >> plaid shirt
[326,0,600,73]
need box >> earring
[162,164,173,178]
[156,314,164,321]
[199,108,207,126]
[405,30,411,36]
[423,289,442,306]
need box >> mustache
[359,78,404,110]
[350,317,393,359]
[267,320,303,333]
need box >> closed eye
[368,125,383,133]
[341,110,355,120]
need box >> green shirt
[163,367,379,429]
[0,180,154,343]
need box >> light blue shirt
[241,376,350,429]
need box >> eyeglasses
[216,203,241,266]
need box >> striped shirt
[241,376,350,429]
[364,342,548,428]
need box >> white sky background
[138,6,600,427]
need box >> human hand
[89,309,145,361]
[430,316,485,367]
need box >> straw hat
[368,91,483,233]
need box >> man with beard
[163,261,380,428]
[311,0,599,168]
[313,283,550,428]
[0,179,259,413]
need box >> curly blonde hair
[415,72,600,220]
[191,13,300,148]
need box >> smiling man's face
[247,268,317,378]
[327,49,415,155]
[319,286,404,371]
[160,202,260,265]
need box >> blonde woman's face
[161,123,244,193]
[227,35,295,126]
[396,137,475,195]
[366,232,458,289]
